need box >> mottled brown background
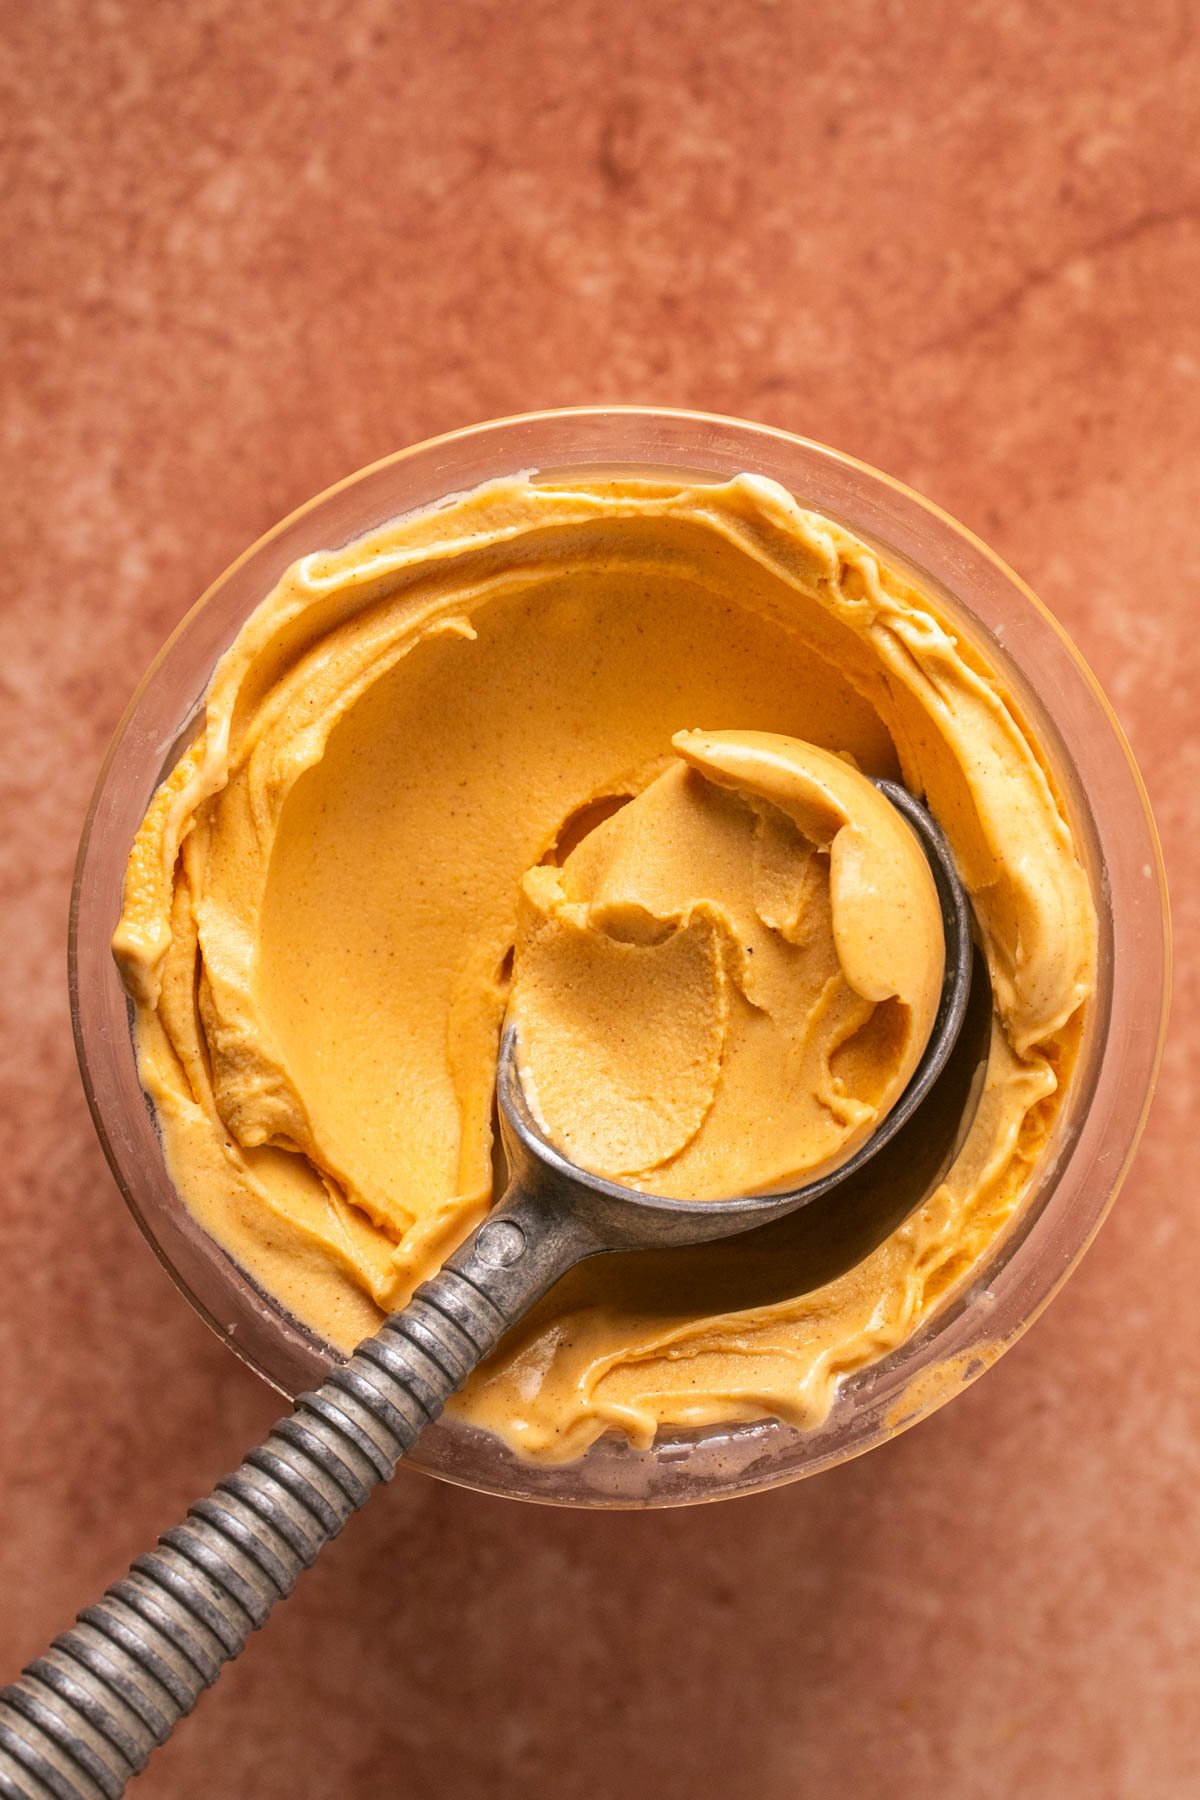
[2,1,1197,1795]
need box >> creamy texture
[114,473,1097,1460]
[512,730,945,1195]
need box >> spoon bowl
[494,775,973,1254]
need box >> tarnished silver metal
[0,786,971,1799]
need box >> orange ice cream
[114,473,1096,1460]
[511,729,944,1196]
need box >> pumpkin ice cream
[510,729,945,1197]
[114,473,1097,1462]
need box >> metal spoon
[0,779,971,1800]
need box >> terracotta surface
[1,2,1196,1795]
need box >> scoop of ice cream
[510,729,946,1198]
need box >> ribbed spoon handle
[0,1186,591,1799]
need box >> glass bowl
[70,408,1170,1507]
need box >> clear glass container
[70,408,1170,1507]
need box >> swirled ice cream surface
[115,473,1096,1461]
